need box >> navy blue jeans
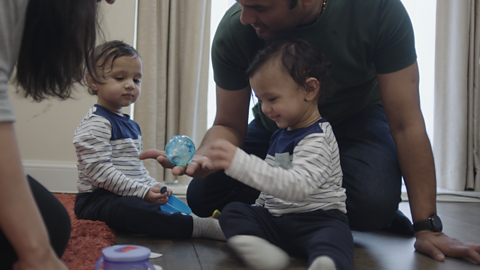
[187,105,402,231]
[75,188,194,238]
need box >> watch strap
[413,219,432,233]
[413,214,443,233]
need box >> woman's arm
[0,122,67,269]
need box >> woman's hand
[13,248,68,270]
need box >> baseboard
[402,185,480,203]
[23,160,79,193]
[26,162,479,203]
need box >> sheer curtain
[434,0,480,191]
[135,0,211,184]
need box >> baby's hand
[144,183,171,205]
[209,139,237,170]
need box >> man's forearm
[377,62,436,224]
[393,125,437,223]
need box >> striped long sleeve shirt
[225,118,346,216]
[73,105,157,199]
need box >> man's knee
[186,178,219,217]
[346,197,398,231]
[187,174,260,217]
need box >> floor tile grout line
[192,241,205,270]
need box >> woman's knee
[27,175,71,257]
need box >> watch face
[431,215,443,232]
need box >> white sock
[228,235,289,270]
[308,256,336,270]
[191,217,226,241]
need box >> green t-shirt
[212,0,416,132]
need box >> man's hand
[208,139,238,171]
[414,231,480,263]
[144,183,171,205]
[139,149,214,179]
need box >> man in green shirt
[141,0,480,263]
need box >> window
[207,0,237,128]
[401,0,437,141]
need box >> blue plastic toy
[165,135,196,166]
[160,194,192,215]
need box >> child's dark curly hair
[246,37,334,104]
[87,40,141,95]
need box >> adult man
[141,0,480,263]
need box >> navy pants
[220,202,354,270]
[0,175,71,269]
[75,188,193,238]
[188,105,402,231]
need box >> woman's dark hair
[14,0,101,102]
[87,40,141,95]
[246,37,334,104]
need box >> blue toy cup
[159,194,192,215]
[94,245,156,270]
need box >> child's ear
[85,74,99,91]
[304,77,320,101]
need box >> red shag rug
[53,193,115,270]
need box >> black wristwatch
[412,214,443,233]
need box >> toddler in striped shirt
[209,38,353,270]
[73,40,224,241]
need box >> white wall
[8,1,137,193]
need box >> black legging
[0,175,71,268]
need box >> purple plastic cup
[94,245,156,270]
